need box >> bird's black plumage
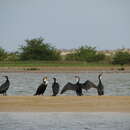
[81,73,104,96]
[60,82,77,94]
[34,77,48,96]
[52,78,60,96]
[60,76,83,96]
[75,76,83,96]
[82,80,97,91]
[0,76,10,96]
[97,73,104,96]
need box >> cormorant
[81,73,104,96]
[60,82,77,94]
[0,76,10,96]
[34,77,48,96]
[75,76,83,96]
[52,77,60,96]
[97,72,104,96]
[81,80,97,91]
[60,76,83,96]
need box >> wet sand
[0,96,130,112]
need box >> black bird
[97,72,104,96]
[0,76,10,96]
[60,76,83,96]
[81,73,104,96]
[34,77,48,96]
[52,77,60,96]
[75,76,83,96]
[81,80,97,92]
[60,82,77,94]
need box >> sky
[0,0,130,52]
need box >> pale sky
[0,0,130,52]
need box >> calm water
[0,112,130,130]
[0,73,130,130]
[0,72,130,96]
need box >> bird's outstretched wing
[60,82,76,94]
[82,80,97,91]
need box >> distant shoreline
[0,66,130,73]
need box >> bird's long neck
[5,77,9,82]
[76,77,80,84]
[98,76,102,85]
[54,79,56,83]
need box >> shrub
[0,47,7,61]
[65,45,105,62]
[112,51,130,65]
[19,37,61,61]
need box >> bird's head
[98,72,103,80]
[3,76,8,79]
[53,77,56,82]
[75,76,80,82]
[43,77,48,85]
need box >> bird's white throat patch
[75,77,79,82]
[43,78,48,85]
[45,80,48,85]
[100,76,102,80]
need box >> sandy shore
[0,66,130,72]
[0,96,130,112]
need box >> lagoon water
[0,72,130,96]
[0,72,130,130]
[0,112,130,130]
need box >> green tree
[0,47,7,61]
[77,46,97,62]
[65,45,105,62]
[19,38,61,60]
[112,51,130,65]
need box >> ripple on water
[0,112,130,130]
[0,72,130,96]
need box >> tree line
[0,37,130,65]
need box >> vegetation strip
[1,37,130,67]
